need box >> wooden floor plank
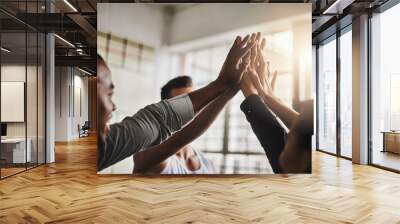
[0,135,399,223]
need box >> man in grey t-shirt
[97,34,256,172]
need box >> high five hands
[254,35,278,99]
[240,32,300,129]
[216,34,257,88]
[215,32,280,100]
[240,32,278,99]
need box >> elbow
[132,153,146,173]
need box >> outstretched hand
[249,35,299,129]
[216,34,257,87]
[253,37,278,98]
[240,32,278,99]
[240,33,260,97]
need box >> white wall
[98,4,165,48]
[168,3,310,45]
[55,67,69,141]
[54,67,89,141]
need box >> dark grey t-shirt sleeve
[97,94,194,171]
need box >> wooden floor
[373,151,400,171]
[1,167,26,178]
[1,135,400,223]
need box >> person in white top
[160,146,215,174]
[145,76,217,174]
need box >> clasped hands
[215,32,278,99]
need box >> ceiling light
[1,47,11,53]
[76,48,84,55]
[78,67,93,76]
[323,0,354,15]
[54,34,75,48]
[63,0,78,12]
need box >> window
[370,3,400,171]
[339,28,352,158]
[317,36,337,154]
[0,2,46,179]
[98,32,155,77]
[316,27,353,159]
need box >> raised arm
[133,86,241,173]
[98,34,256,172]
[251,37,299,128]
[239,43,286,173]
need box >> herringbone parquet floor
[1,135,400,223]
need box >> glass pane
[38,33,46,164]
[340,29,352,158]
[27,32,38,169]
[317,37,337,154]
[1,31,27,177]
[371,4,400,171]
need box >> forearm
[279,121,312,173]
[188,81,227,114]
[279,100,313,173]
[133,87,238,173]
[98,96,194,172]
[240,95,286,173]
[260,92,299,129]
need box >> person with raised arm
[97,34,256,172]
[239,32,312,173]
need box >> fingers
[238,57,250,76]
[229,33,260,73]
[238,33,259,48]
[238,34,250,48]
[234,36,242,46]
[249,70,264,94]
[266,61,271,80]
[237,34,257,58]
[259,64,267,89]
[230,33,261,62]
[256,42,265,71]
[229,35,246,56]
[256,44,265,68]
[260,38,266,50]
[243,51,251,65]
[250,46,257,69]
[255,48,266,88]
[271,70,278,91]
[256,32,261,43]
